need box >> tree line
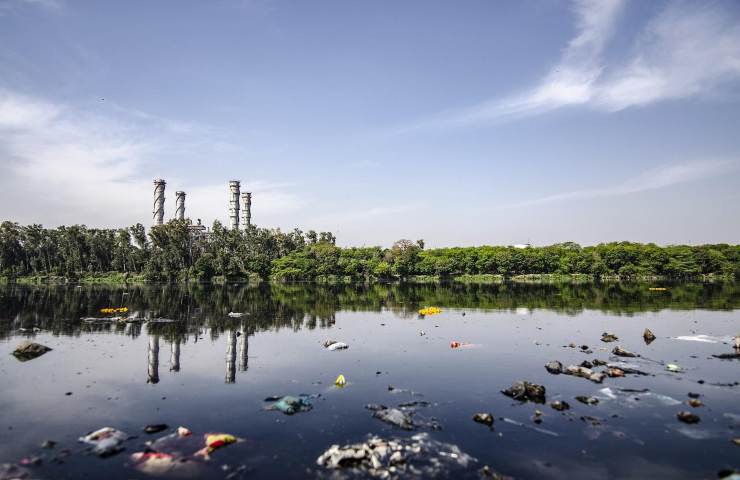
[1,220,738,281]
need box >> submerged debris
[501,381,546,403]
[11,341,52,361]
[544,360,563,374]
[564,365,605,383]
[0,463,32,480]
[612,346,638,358]
[643,328,656,344]
[78,427,128,457]
[713,352,740,360]
[550,400,570,411]
[264,395,314,415]
[687,398,703,408]
[676,411,700,424]
[144,424,169,434]
[601,332,619,343]
[472,413,494,426]
[323,339,349,351]
[316,433,474,478]
[367,405,415,430]
[130,451,204,477]
[479,465,514,479]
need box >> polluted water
[0,282,739,479]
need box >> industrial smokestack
[153,179,166,226]
[228,180,240,230]
[241,192,252,229]
[175,191,186,220]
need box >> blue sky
[1,0,739,246]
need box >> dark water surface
[0,282,738,479]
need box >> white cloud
[399,0,740,131]
[0,89,303,228]
[494,159,736,210]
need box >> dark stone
[677,411,700,424]
[612,346,638,357]
[11,341,52,362]
[143,424,169,434]
[550,400,570,411]
[575,396,599,406]
[472,413,494,426]
[544,361,563,375]
[501,381,546,403]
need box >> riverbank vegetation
[1,221,738,283]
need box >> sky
[1,0,739,247]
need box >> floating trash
[335,374,347,387]
[264,395,314,415]
[323,340,349,351]
[100,307,128,314]
[418,307,442,316]
[316,433,475,477]
[78,427,128,457]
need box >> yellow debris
[100,307,129,314]
[648,287,667,291]
[418,306,442,316]
[335,374,347,387]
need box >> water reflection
[0,282,739,341]
[147,334,160,384]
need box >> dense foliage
[1,221,738,281]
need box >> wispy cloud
[494,159,736,210]
[398,0,740,132]
[0,0,63,14]
[0,89,303,227]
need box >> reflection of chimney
[238,331,248,371]
[228,180,240,230]
[153,179,166,226]
[170,340,180,372]
[175,191,186,220]
[147,335,160,384]
[241,192,252,229]
[225,330,236,383]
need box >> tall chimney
[228,180,240,230]
[153,179,166,226]
[241,192,252,229]
[175,191,186,220]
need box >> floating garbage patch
[316,433,475,478]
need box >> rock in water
[612,346,638,357]
[564,365,605,383]
[12,341,52,361]
[501,381,546,403]
[601,332,619,343]
[544,361,563,374]
[643,328,656,344]
[472,413,494,426]
[550,400,570,411]
[677,411,700,424]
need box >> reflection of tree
[1,282,739,342]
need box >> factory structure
[151,178,253,232]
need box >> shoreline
[1,272,734,286]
